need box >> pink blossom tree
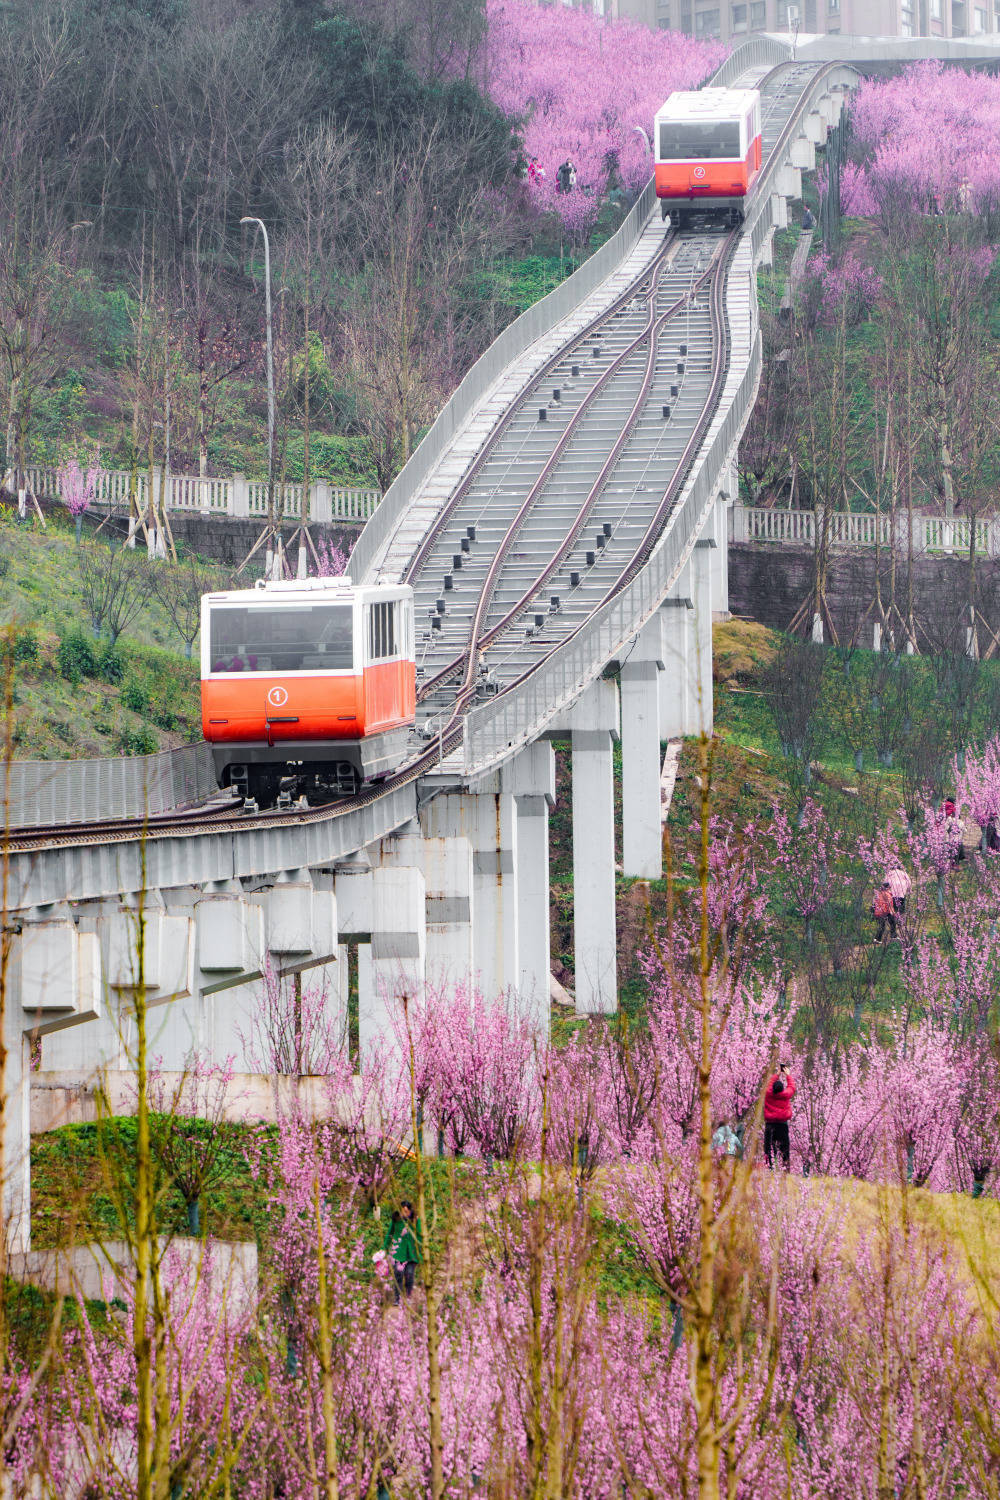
[58,454,100,542]
[843,61,1000,229]
[478,1,724,240]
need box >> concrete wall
[729,541,1000,645]
[23,495,364,567]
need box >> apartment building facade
[602,0,1000,40]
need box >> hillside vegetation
[742,61,1000,651]
[0,0,719,500]
[1,513,205,757]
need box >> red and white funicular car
[201,577,416,808]
[654,87,762,229]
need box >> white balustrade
[21,466,379,524]
[732,504,999,557]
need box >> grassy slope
[27,1122,1000,1324]
[1,513,201,758]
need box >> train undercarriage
[214,726,412,810]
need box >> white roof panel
[655,88,759,123]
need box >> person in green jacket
[384,1200,422,1302]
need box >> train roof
[203,579,412,605]
[655,88,759,123]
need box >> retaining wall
[729,542,1000,646]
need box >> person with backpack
[383,1200,422,1302]
[872,881,896,943]
[763,1063,795,1170]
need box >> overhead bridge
[7,33,978,1252]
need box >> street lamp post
[240,216,276,536]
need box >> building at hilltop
[591,0,1000,41]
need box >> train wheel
[247,767,282,811]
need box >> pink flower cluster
[808,248,883,326]
[478,1,725,237]
[843,59,1000,220]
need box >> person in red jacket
[763,1063,795,1169]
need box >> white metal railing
[731,503,999,557]
[24,466,380,525]
[709,34,791,87]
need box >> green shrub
[116,725,158,756]
[120,674,150,714]
[97,641,126,684]
[149,694,178,731]
[0,626,39,671]
[13,627,39,665]
[58,628,98,684]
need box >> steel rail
[7,796,240,847]
[413,57,825,696]
[402,230,678,589]
[416,235,733,701]
[467,60,846,708]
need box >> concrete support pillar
[620,612,665,879]
[415,824,475,989]
[2,1007,30,1254]
[621,659,663,880]
[506,741,556,1034]
[11,910,102,1251]
[366,864,425,1061]
[421,789,518,1000]
[690,532,715,737]
[552,679,619,1015]
[196,881,265,1070]
[713,495,731,618]
[572,729,617,1014]
[659,561,694,741]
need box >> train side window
[368,601,399,661]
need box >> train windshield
[209,604,354,672]
[658,120,741,161]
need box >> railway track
[6,60,834,856]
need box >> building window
[732,2,748,27]
[751,0,766,20]
[695,5,721,33]
[975,4,987,26]
[828,0,839,10]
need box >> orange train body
[201,659,415,744]
[654,134,762,203]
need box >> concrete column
[659,561,694,741]
[552,679,619,1015]
[2,1003,30,1254]
[366,864,425,1061]
[196,880,265,1070]
[11,911,102,1251]
[690,534,715,738]
[572,730,617,1014]
[231,472,250,519]
[621,659,663,879]
[416,828,475,989]
[506,741,556,1034]
[713,495,731,618]
[311,480,332,524]
[421,789,518,1001]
